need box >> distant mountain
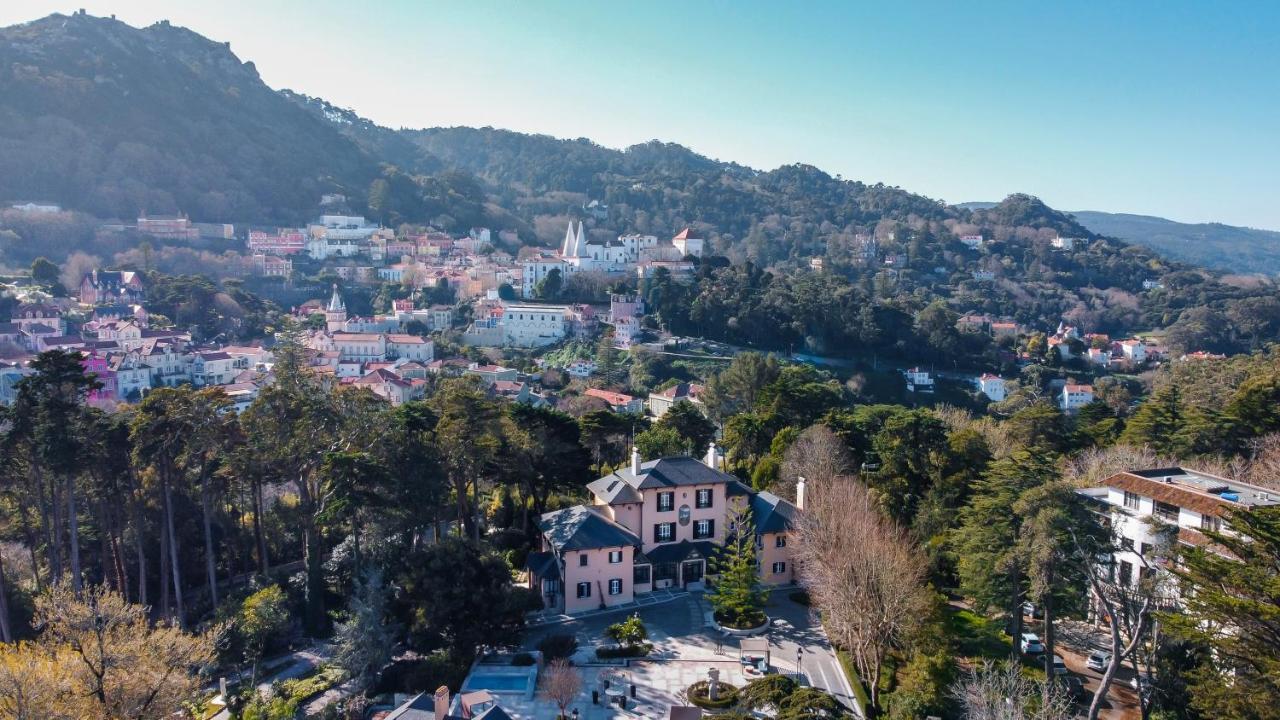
[1068,211,1280,275]
[961,203,1280,274]
[0,12,380,224]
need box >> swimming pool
[467,674,526,691]
[462,670,537,697]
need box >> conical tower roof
[328,284,345,312]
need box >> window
[633,565,651,585]
[693,519,714,540]
[576,582,591,599]
[1121,537,1135,551]
[775,535,787,548]
[608,550,623,564]
[1118,560,1133,586]
[772,562,786,574]
[1123,491,1140,510]
[1154,500,1180,523]
[657,492,675,512]
[1140,542,1153,557]
[695,488,713,509]
[1201,515,1221,532]
[579,554,589,567]
[608,578,623,596]
[654,523,675,543]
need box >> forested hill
[0,12,380,224]
[1070,211,1280,275]
[403,126,1093,247]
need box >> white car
[1087,650,1112,672]
[1051,654,1069,676]
[1020,632,1045,654]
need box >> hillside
[1069,211,1280,275]
[0,12,379,224]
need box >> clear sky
[4,1,1279,229]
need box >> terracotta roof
[585,388,636,405]
[1103,471,1239,518]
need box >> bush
[789,590,811,606]
[714,608,767,630]
[511,652,536,666]
[370,652,471,695]
[604,616,647,647]
[686,679,740,709]
[595,643,652,659]
[537,633,579,661]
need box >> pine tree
[1164,507,1280,718]
[708,506,768,628]
[334,568,397,685]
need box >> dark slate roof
[474,707,513,720]
[537,506,641,551]
[525,551,560,581]
[593,457,737,501]
[644,539,720,564]
[587,475,643,504]
[726,479,753,497]
[750,491,800,534]
[382,693,446,720]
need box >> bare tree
[951,661,1074,720]
[1062,445,1172,488]
[780,424,852,502]
[1074,521,1174,720]
[794,475,930,715]
[540,658,582,719]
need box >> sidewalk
[526,588,689,627]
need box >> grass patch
[948,608,1012,661]
[275,665,345,704]
[836,649,871,714]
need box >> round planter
[714,614,771,636]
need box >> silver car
[1087,650,1112,672]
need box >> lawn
[948,607,1012,662]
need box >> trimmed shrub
[595,643,652,659]
[537,633,579,661]
[686,679,740,710]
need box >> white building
[1051,237,1080,251]
[1078,467,1280,597]
[959,234,984,249]
[903,367,934,393]
[502,304,569,348]
[672,227,705,258]
[1060,383,1094,412]
[521,253,566,299]
[975,374,1006,402]
[1120,339,1147,364]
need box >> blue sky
[5,1,1279,229]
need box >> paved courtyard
[498,590,859,718]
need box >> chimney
[434,686,450,719]
[631,446,641,475]
[795,476,806,511]
[705,441,718,469]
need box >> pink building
[528,448,801,615]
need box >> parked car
[1130,675,1152,693]
[1020,632,1045,654]
[1087,650,1112,672]
[1022,601,1043,619]
[1060,675,1088,702]
[1052,654,1069,676]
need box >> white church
[521,221,705,298]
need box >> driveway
[520,590,861,717]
